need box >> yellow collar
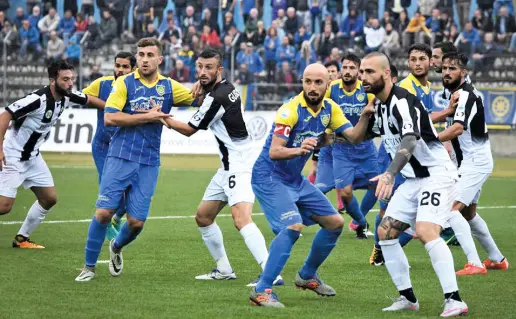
[298,92,327,109]
[134,69,166,87]
[408,73,431,90]
[338,79,361,96]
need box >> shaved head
[359,53,393,100]
[362,52,391,72]
[302,63,330,108]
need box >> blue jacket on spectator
[339,15,364,36]
[58,16,76,34]
[19,26,40,44]
[264,36,280,61]
[236,51,264,73]
[295,49,317,79]
[426,17,440,32]
[275,44,296,66]
[294,30,312,48]
[462,28,481,46]
[28,14,41,28]
[66,36,81,59]
[14,14,27,30]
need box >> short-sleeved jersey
[368,86,455,179]
[105,69,195,166]
[449,82,492,170]
[4,86,88,160]
[399,73,434,113]
[188,79,252,171]
[253,93,352,185]
[83,75,116,143]
[325,79,376,159]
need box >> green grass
[1,153,515,319]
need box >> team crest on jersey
[156,85,165,96]
[320,114,330,126]
[45,110,53,119]
[357,93,365,102]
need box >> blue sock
[85,216,109,267]
[399,232,413,247]
[360,189,377,219]
[299,227,342,279]
[256,228,300,292]
[374,213,382,249]
[344,195,366,227]
[114,221,143,250]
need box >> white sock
[379,239,412,291]
[448,210,483,267]
[425,238,458,294]
[469,214,504,263]
[239,223,269,270]
[199,222,232,274]
[18,201,49,238]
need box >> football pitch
[1,153,515,319]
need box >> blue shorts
[252,177,338,234]
[92,137,110,183]
[96,157,159,221]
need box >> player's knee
[337,187,353,203]
[0,201,13,215]
[95,210,112,224]
[415,226,440,244]
[376,224,388,240]
[287,223,303,232]
[460,206,475,221]
[195,211,214,227]
[233,214,251,230]
[324,214,345,230]
[39,194,57,210]
[127,218,145,231]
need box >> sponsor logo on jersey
[228,89,240,102]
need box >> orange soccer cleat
[12,235,45,249]
[456,263,487,276]
[483,258,509,270]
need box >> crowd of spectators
[0,0,515,85]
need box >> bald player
[249,63,375,308]
[360,53,468,317]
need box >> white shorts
[456,169,490,205]
[385,175,456,229]
[202,169,255,206]
[0,155,54,198]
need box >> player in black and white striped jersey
[0,60,104,249]
[438,52,509,273]
[160,48,281,286]
[359,52,468,317]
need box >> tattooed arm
[378,216,411,240]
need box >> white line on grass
[1,205,515,226]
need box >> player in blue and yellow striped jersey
[315,54,378,239]
[82,52,137,241]
[75,38,198,282]
[249,63,375,308]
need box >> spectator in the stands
[183,25,198,46]
[242,0,256,22]
[168,35,182,57]
[200,24,222,48]
[105,0,126,35]
[0,21,20,58]
[86,15,101,49]
[63,35,80,66]
[425,8,440,45]
[295,40,316,80]
[264,27,280,82]
[100,10,118,43]
[190,34,202,53]
[0,11,6,30]
[338,8,364,48]
[163,18,182,41]
[252,21,267,47]
[325,60,340,81]
[236,63,254,85]
[308,0,323,33]
[381,22,401,56]
[237,42,264,74]
[246,8,260,34]
[88,65,103,82]
[276,9,287,28]
[57,10,76,46]
[477,0,494,15]
[381,11,395,27]
[158,10,176,33]
[456,0,472,27]
[285,7,300,38]
[183,6,197,30]
[81,0,95,17]
[133,0,154,39]
[170,59,190,83]
[404,11,429,48]
[174,0,187,25]
[318,23,336,61]
[178,43,195,81]
[46,30,65,63]
[494,0,514,16]
[272,0,288,20]
[74,13,88,41]
[494,6,516,46]
[200,9,220,36]
[38,7,60,46]
[393,9,410,40]
[419,0,439,18]
[271,19,286,40]
[153,1,167,26]
[325,47,341,64]
[276,61,297,99]
[222,35,233,70]
[19,19,42,59]
[28,6,41,28]
[321,13,339,34]
[223,12,236,36]
[26,0,40,18]
[14,7,27,30]
[455,22,481,55]
[144,23,159,38]
[472,9,493,35]
[275,35,296,67]
[438,0,454,15]
[472,32,502,73]
[295,0,310,30]
[294,25,311,50]
[364,18,386,52]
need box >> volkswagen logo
[247,116,268,141]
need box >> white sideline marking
[1,206,516,226]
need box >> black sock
[444,291,462,302]
[399,288,417,303]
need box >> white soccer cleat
[382,296,420,312]
[109,239,123,277]
[195,269,237,280]
[246,275,284,287]
[75,268,95,282]
[440,299,468,317]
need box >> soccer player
[159,48,281,285]
[360,52,468,317]
[316,53,378,239]
[82,52,137,241]
[75,38,197,282]
[439,53,509,273]
[0,60,104,248]
[249,63,374,308]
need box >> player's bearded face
[302,77,326,107]
[197,58,221,88]
[341,61,359,85]
[54,70,74,96]
[362,75,385,95]
[442,61,463,91]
